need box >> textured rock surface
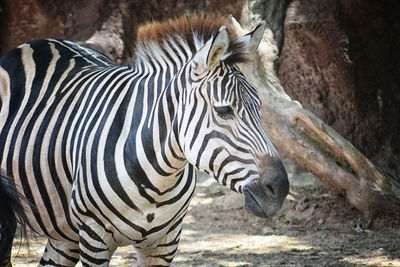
[0,0,110,54]
[278,0,400,174]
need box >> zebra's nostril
[265,184,276,196]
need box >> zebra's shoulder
[1,38,117,68]
[48,38,117,67]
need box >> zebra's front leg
[136,222,183,266]
[78,223,117,267]
[38,239,79,267]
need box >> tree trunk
[227,16,400,218]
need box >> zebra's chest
[69,163,197,246]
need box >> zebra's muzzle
[243,159,289,218]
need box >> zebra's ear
[236,21,266,54]
[193,26,230,70]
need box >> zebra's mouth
[242,178,286,218]
[243,188,267,218]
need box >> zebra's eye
[214,106,234,119]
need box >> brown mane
[134,15,249,65]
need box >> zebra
[0,15,289,266]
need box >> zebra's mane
[133,15,249,66]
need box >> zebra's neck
[134,34,197,70]
[124,38,198,181]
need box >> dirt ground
[11,174,400,266]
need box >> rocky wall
[278,0,400,175]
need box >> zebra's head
[178,21,289,218]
